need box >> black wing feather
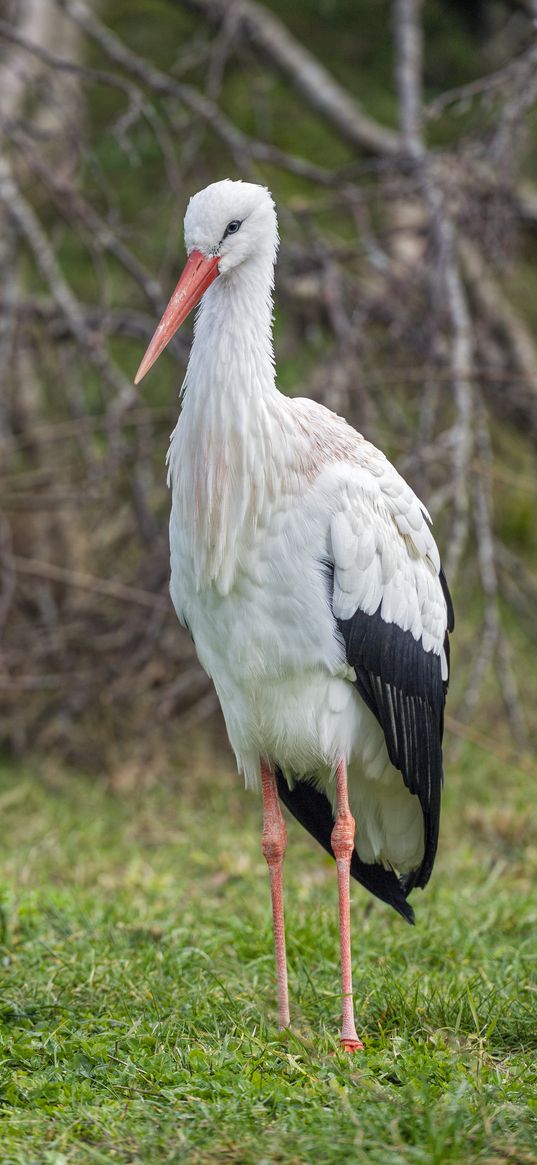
[338,565,454,892]
[272,560,453,919]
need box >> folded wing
[330,457,454,890]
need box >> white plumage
[135,179,454,1045]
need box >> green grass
[0,741,536,1164]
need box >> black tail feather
[275,768,415,924]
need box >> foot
[339,1037,364,1053]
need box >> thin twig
[445,716,537,780]
[394,0,473,580]
[180,0,401,156]
[12,555,171,611]
[53,0,339,186]
[0,154,138,415]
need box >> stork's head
[135,180,278,383]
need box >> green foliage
[0,750,535,1164]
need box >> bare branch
[180,0,401,157]
[0,15,146,103]
[394,0,423,157]
[394,0,474,579]
[460,238,537,433]
[3,120,167,318]
[53,0,339,185]
[0,155,138,413]
[1,0,536,763]
[12,555,170,611]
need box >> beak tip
[134,360,147,385]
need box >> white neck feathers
[167,251,304,592]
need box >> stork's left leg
[260,759,290,1031]
[331,758,364,1052]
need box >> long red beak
[134,250,220,384]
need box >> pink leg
[260,759,290,1031]
[331,759,364,1052]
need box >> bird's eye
[224,220,242,237]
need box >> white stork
[135,179,454,1052]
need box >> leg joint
[262,815,287,866]
[331,809,355,863]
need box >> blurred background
[1,0,537,781]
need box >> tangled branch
[1,0,537,766]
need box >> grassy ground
[0,739,536,1165]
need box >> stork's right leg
[331,758,364,1052]
[260,759,290,1030]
